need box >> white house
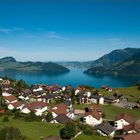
[50,103,74,119]
[96,122,116,137]
[2,91,11,97]
[21,101,48,116]
[32,85,43,92]
[90,96,104,105]
[83,111,102,126]
[114,114,134,130]
[7,101,24,110]
[3,95,17,104]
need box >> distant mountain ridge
[84,48,140,77]
[0,57,70,73]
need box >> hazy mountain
[0,57,70,73]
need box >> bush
[78,124,93,135]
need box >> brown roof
[115,114,135,124]
[4,95,17,102]
[88,104,102,112]
[123,133,140,140]
[54,114,72,124]
[24,101,47,112]
[9,101,23,108]
[84,111,102,120]
[50,103,68,115]
[123,123,140,132]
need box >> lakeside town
[0,77,140,140]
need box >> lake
[0,68,139,88]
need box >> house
[88,104,102,113]
[50,103,74,119]
[96,122,116,137]
[90,95,104,104]
[114,114,135,130]
[32,84,43,92]
[7,101,24,110]
[21,101,47,116]
[83,111,102,126]
[3,95,17,103]
[46,94,56,103]
[51,114,72,124]
[19,89,32,101]
[2,90,12,97]
[104,96,119,103]
[78,95,90,104]
[123,123,140,134]
[114,133,140,140]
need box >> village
[0,77,140,140]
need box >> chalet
[7,101,24,110]
[104,96,119,103]
[50,103,74,119]
[51,114,72,124]
[83,111,102,126]
[89,95,104,104]
[123,123,140,134]
[114,133,140,140]
[32,84,43,92]
[96,122,116,137]
[114,114,135,130]
[21,101,48,116]
[3,95,17,103]
[19,89,32,101]
[88,105,102,113]
[46,94,56,103]
[78,95,90,104]
[2,89,12,97]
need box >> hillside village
[0,77,140,140]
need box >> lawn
[75,134,111,140]
[0,116,62,140]
[73,104,140,120]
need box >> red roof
[24,101,47,112]
[123,133,140,140]
[123,123,140,132]
[115,114,134,124]
[8,101,23,108]
[84,111,102,120]
[4,95,17,102]
[50,103,68,115]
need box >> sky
[0,0,140,62]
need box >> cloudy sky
[0,0,140,61]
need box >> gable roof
[115,114,134,124]
[121,133,140,140]
[84,111,102,120]
[50,103,68,115]
[23,101,47,112]
[96,122,115,135]
[123,123,140,132]
[4,95,17,102]
[54,114,72,124]
[8,101,23,108]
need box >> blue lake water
[0,68,139,88]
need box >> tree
[0,127,25,140]
[45,112,53,122]
[0,87,3,108]
[60,122,77,139]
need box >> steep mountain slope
[84,52,140,77]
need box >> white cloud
[0,27,25,34]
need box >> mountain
[89,48,140,69]
[58,48,140,69]
[84,51,140,77]
[0,57,70,73]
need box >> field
[100,86,140,102]
[0,117,62,140]
[73,104,140,120]
[0,116,112,140]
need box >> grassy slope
[73,104,140,120]
[0,117,62,140]
[100,86,140,102]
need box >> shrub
[2,116,9,122]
